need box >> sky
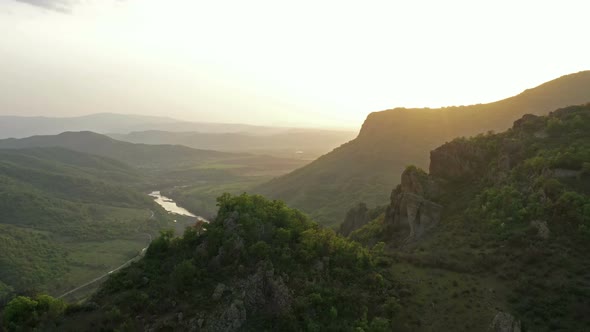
[0,0,589,128]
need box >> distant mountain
[0,113,327,139]
[0,113,175,139]
[109,129,356,159]
[256,71,590,226]
[0,131,234,169]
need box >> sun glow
[1,0,589,127]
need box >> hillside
[15,194,400,331]
[0,131,307,182]
[0,132,233,170]
[256,71,590,227]
[0,131,309,219]
[0,148,170,299]
[110,128,356,160]
[349,105,590,331]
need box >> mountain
[0,113,335,139]
[0,132,307,175]
[347,104,590,331]
[109,129,357,160]
[0,131,232,169]
[0,113,177,139]
[0,148,170,298]
[256,71,590,227]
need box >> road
[57,230,153,300]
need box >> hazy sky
[1,0,589,128]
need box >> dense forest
[4,104,589,331]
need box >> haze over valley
[1,1,590,331]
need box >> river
[148,191,209,223]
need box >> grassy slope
[256,71,590,227]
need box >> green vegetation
[0,148,170,299]
[0,131,307,180]
[350,104,590,331]
[0,131,309,219]
[4,104,590,331]
[256,71,590,227]
[47,194,400,331]
[163,178,270,219]
[2,294,66,332]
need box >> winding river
[149,191,197,217]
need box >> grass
[50,238,149,295]
[390,262,509,331]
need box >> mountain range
[0,131,307,177]
[0,113,291,139]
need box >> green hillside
[0,148,170,299]
[0,132,308,208]
[256,71,590,227]
[349,104,590,331]
[0,132,234,170]
[19,194,399,331]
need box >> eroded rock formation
[385,166,442,243]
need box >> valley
[3,3,589,331]
[1,73,589,332]
[20,104,588,331]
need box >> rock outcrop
[385,166,442,243]
[339,203,370,236]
